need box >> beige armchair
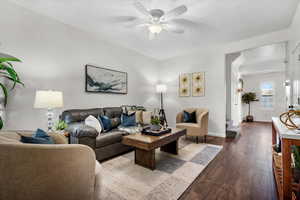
[0,131,102,200]
[176,108,209,143]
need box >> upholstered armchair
[0,131,102,200]
[176,108,209,143]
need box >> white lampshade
[34,90,63,109]
[156,84,167,93]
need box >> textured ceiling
[7,0,300,60]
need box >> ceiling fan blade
[124,18,149,28]
[163,5,188,20]
[133,1,151,18]
[108,16,139,23]
[163,24,185,34]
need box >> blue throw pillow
[121,112,136,127]
[183,111,197,123]
[20,129,54,144]
[98,115,112,132]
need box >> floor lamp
[156,84,168,127]
[34,90,63,131]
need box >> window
[260,82,274,109]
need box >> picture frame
[85,65,128,94]
[179,73,191,97]
[192,72,205,97]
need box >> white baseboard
[208,131,226,138]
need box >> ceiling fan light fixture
[148,24,163,34]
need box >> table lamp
[34,90,63,131]
[156,84,168,127]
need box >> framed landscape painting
[85,65,127,94]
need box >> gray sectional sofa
[61,107,134,161]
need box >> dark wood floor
[180,122,277,200]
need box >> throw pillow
[99,115,112,132]
[85,115,102,133]
[142,111,152,125]
[183,111,197,123]
[135,110,143,124]
[19,129,54,144]
[111,117,121,129]
[121,112,136,127]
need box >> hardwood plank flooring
[179,122,277,200]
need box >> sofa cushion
[67,122,99,138]
[121,112,136,127]
[61,108,104,124]
[103,107,122,118]
[96,131,124,148]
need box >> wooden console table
[272,117,300,200]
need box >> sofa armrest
[66,122,99,138]
[197,111,209,130]
[176,112,184,123]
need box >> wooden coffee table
[122,128,186,170]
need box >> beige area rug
[99,138,222,200]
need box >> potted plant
[292,146,300,182]
[242,92,258,122]
[0,54,23,129]
[150,116,161,131]
[55,120,68,133]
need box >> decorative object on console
[279,110,300,129]
[179,73,190,97]
[156,84,168,127]
[34,90,63,131]
[0,53,24,129]
[241,92,258,122]
[85,65,127,94]
[192,72,205,97]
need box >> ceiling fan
[127,1,189,40]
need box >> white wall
[0,1,159,130]
[288,2,300,106]
[241,72,286,122]
[158,30,289,137]
[159,49,226,136]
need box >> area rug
[99,138,222,200]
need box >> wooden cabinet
[272,118,300,200]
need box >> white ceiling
[237,43,286,75]
[7,0,300,60]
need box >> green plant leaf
[0,57,21,63]
[0,116,3,130]
[0,82,8,106]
